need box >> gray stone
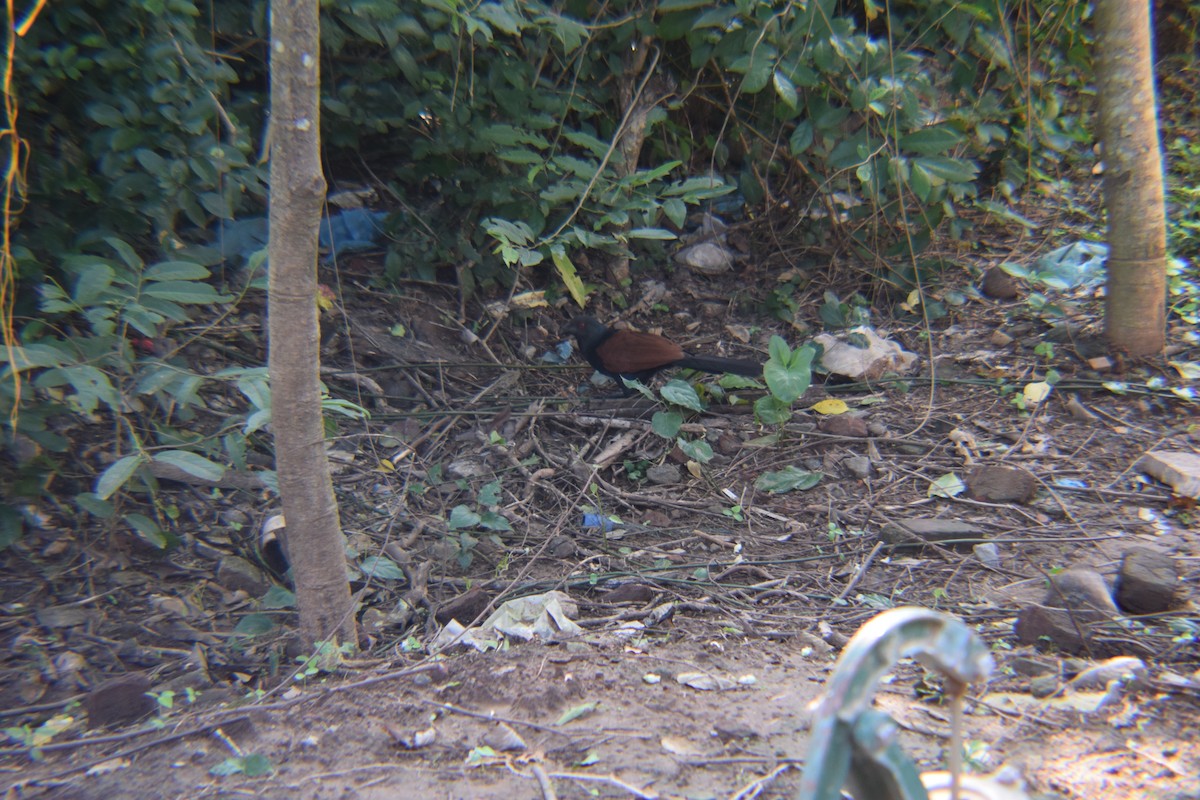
[1115,547,1179,614]
[1069,657,1148,691]
[1008,654,1058,677]
[818,415,869,438]
[86,673,155,728]
[1042,568,1119,619]
[1014,604,1091,654]
[216,555,271,596]
[981,266,1020,299]
[1029,674,1060,698]
[973,542,1001,567]
[966,465,1037,503]
[842,456,872,479]
[880,518,985,552]
[646,464,682,485]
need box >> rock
[866,421,888,437]
[435,586,492,626]
[1115,547,1179,614]
[1014,604,1092,654]
[1042,568,1120,618]
[646,464,683,485]
[715,432,743,456]
[990,329,1014,347]
[1008,654,1058,677]
[602,582,658,604]
[966,465,1037,503]
[216,555,271,596]
[981,266,1019,299]
[86,673,156,728]
[973,542,1001,567]
[1069,657,1148,691]
[1029,674,1060,698]
[674,241,735,274]
[548,534,575,559]
[1135,451,1200,497]
[880,518,985,552]
[818,415,870,438]
[36,605,97,629]
[842,456,872,479]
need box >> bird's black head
[562,315,606,342]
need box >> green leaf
[660,379,703,412]
[625,227,677,240]
[61,364,120,413]
[239,753,274,777]
[232,613,277,637]
[662,198,687,228]
[763,338,813,404]
[144,261,212,281]
[96,455,144,499]
[772,70,798,109]
[448,504,482,530]
[755,466,823,493]
[0,504,24,549]
[126,513,172,548]
[479,511,512,531]
[657,0,709,10]
[142,280,229,303]
[562,130,610,157]
[629,160,682,186]
[87,103,124,127]
[0,342,70,370]
[153,450,225,482]
[261,586,295,609]
[677,437,713,463]
[73,265,115,305]
[361,556,406,581]
[556,701,597,725]
[475,2,522,35]
[899,125,965,156]
[105,236,143,270]
[754,396,792,425]
[911,155,979,184]
[789,120,814,155]
[651,410,683,439]
[478,480,502,506]
[74,492,115,519]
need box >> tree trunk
[1094,0,1167,356]
[267,0,356,651]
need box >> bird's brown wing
[594,330,684,374]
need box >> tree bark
[1094,0,1167,356]
[267,0,356,651]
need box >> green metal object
[797,607,996,800]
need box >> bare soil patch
[2,258,1198,799]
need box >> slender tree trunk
[268,0,356,651]
[1095,0,1167,356]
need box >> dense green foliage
[7,0,1186,549]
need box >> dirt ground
[2,248,1199,799]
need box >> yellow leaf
[510,290,548,309]
[316,284,336,311]
[1023,381,1052,404]
[810,398,849,415]
[686,461,703,479]
[551,246,589,307]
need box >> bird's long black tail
[674,355,762,377]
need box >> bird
[563,315,761,391]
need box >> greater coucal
[564,315,761,390]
